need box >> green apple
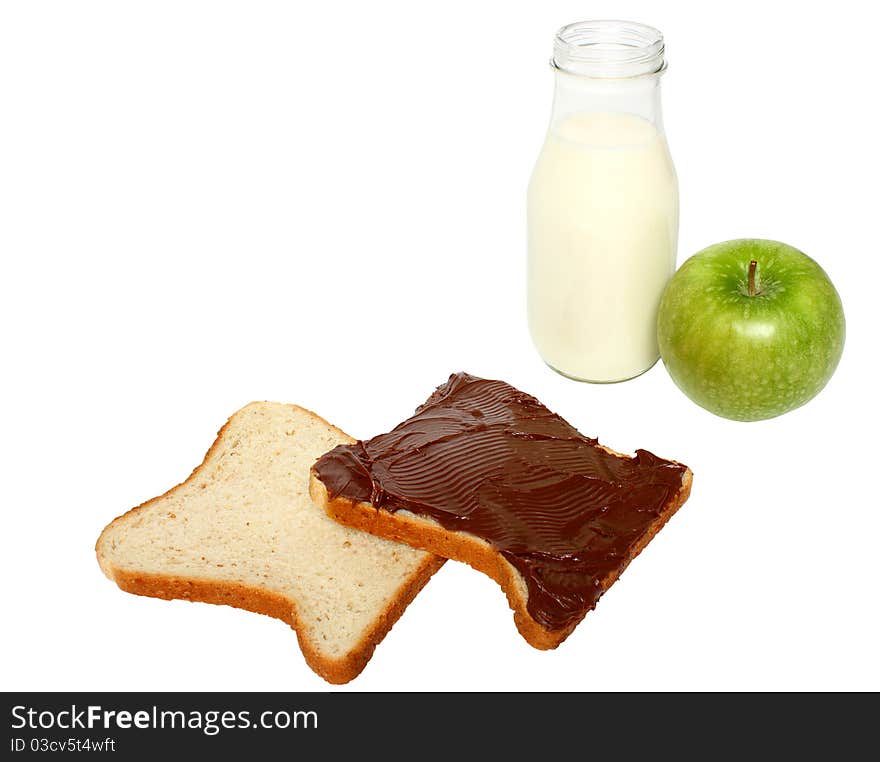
[657,239,845,421]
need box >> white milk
[527,111,678,382]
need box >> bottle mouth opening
[553,20,665,79]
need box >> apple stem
[748,259,758,297]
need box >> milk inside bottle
[527,21,678,383]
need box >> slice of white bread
[96,402,444,684]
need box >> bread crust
[96,403,445,685]
[310,454,693,650]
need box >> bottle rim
[553,20,666,79]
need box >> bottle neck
[549,68,666,133]
[548,20,667,133]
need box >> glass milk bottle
[527,20,678,383]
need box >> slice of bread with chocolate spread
[310,372,692,649]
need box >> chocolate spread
[313,373,690,630]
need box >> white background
[2,1,877,691]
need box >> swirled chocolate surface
[313,372,690,630]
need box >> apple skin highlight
[657,239,845,421]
